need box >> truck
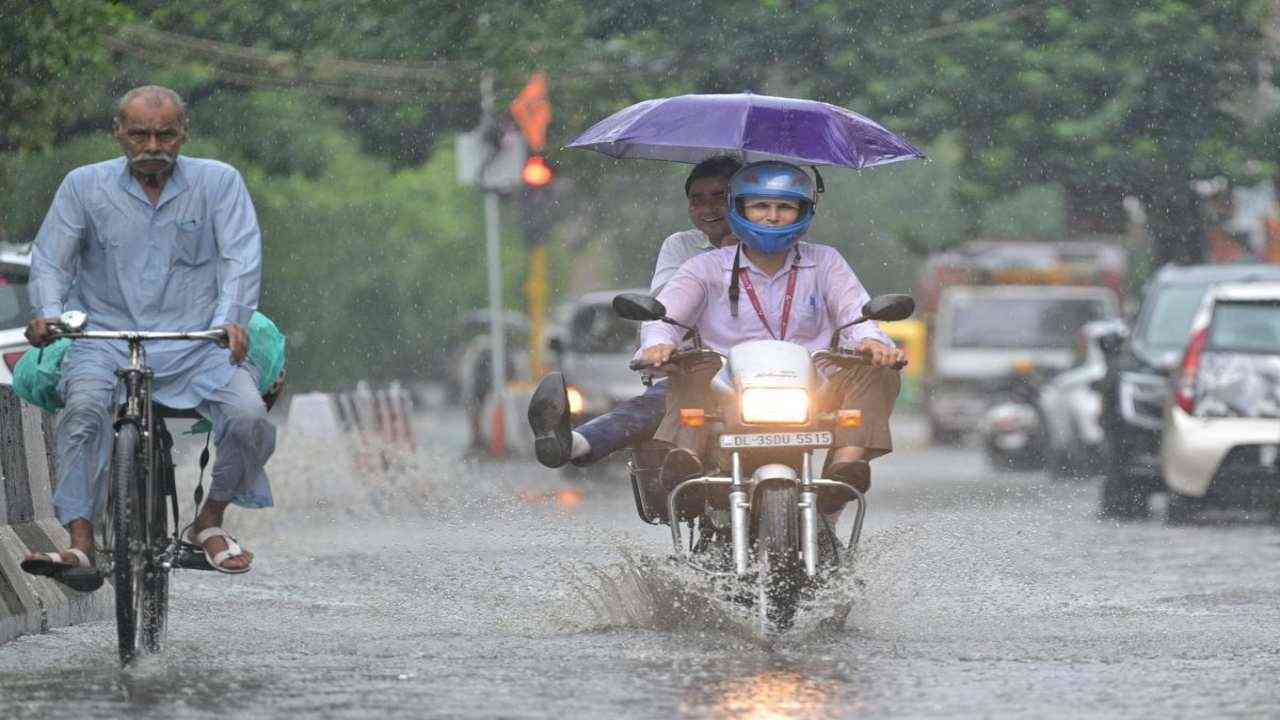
[916,240,1126,444]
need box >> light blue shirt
[30,155,262,408]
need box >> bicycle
[49,310,231,664]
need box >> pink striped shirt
[640,242,895,355]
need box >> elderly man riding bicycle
[20,85,276,589]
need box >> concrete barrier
[326,382,419,471]
[480,386,534,457]
[0,386,111,644]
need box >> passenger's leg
[572,382,668,465]
[528,372,668,468]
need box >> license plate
[719,431,833,449]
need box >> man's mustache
[129,152,175,173]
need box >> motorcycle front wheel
[754,484,803,633]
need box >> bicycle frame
[60,329,225,562]
[50,320,227,662]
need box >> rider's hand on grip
[637,343,676,370]
[218,323,248,364]
[855,339,908,370]
[24,317,59,347]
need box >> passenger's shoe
[528,372,573,468]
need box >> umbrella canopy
[566,93,925,169]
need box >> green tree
[0,0,132,152]
[850,1,1271,264]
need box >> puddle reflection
[682,670,851,719]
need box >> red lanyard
[738,263,800,341]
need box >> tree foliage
[0,0,132,152]
[1,1,1275,388]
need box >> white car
[1160,281,1280,522]
[1038,318,1128,478]
[0,244,35,384]
[547,288,649,424]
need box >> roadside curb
[0,386,111,644]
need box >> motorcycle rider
[529,156,740,467]
[532,160,904,493]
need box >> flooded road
[3,410,1280,718]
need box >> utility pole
[481,73,507,455]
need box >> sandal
[182,526,253,574]
[20,549,104,592]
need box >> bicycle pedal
[173,543,215,571]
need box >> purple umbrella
[566,93,925,169]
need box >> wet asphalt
[2,409,1279,719]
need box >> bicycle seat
[155,404,202,420]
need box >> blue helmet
[726,161,816,254]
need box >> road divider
[293,381,418,472]
[0,386,110,645]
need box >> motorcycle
[981,362,1051,471]
[614,292,914,633]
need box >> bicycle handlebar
[51,327,229,344]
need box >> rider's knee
[221,401,274,442]
[58,392,111,435]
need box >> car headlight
[566,386,585,415]
[740,387,809,424]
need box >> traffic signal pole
[481,74,507,455]
[527,243,547,377]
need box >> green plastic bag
[11,312,286,433]
[12,337,72,415]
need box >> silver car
[548,288,649,427]
[0,244,35,384]
[1038,318,1129,478]
[1160,281,1280,522]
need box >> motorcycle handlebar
[812,349,908,371]
[630,348,722,373]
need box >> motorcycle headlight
[740,387,809,424]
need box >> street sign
[510,72,550,152]
[455,125,528,192]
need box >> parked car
[926,284,1119,443]
[1098,263,1280,518]
[0,244,35,384]
[1160,281,1280,523]
[1037,318,1129,478]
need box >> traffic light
[522,154,553,188]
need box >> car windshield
[944,296,1110,349]
[1137,284,1209,351]
[569,304,637,354]
[0,273,31,329]
[1207,300,1280,353]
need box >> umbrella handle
[811,166,825,195]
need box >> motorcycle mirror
[58,310,87,332]
[861,294,915,323]
[613,293,667,322]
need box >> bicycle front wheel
[111,422,168,663]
